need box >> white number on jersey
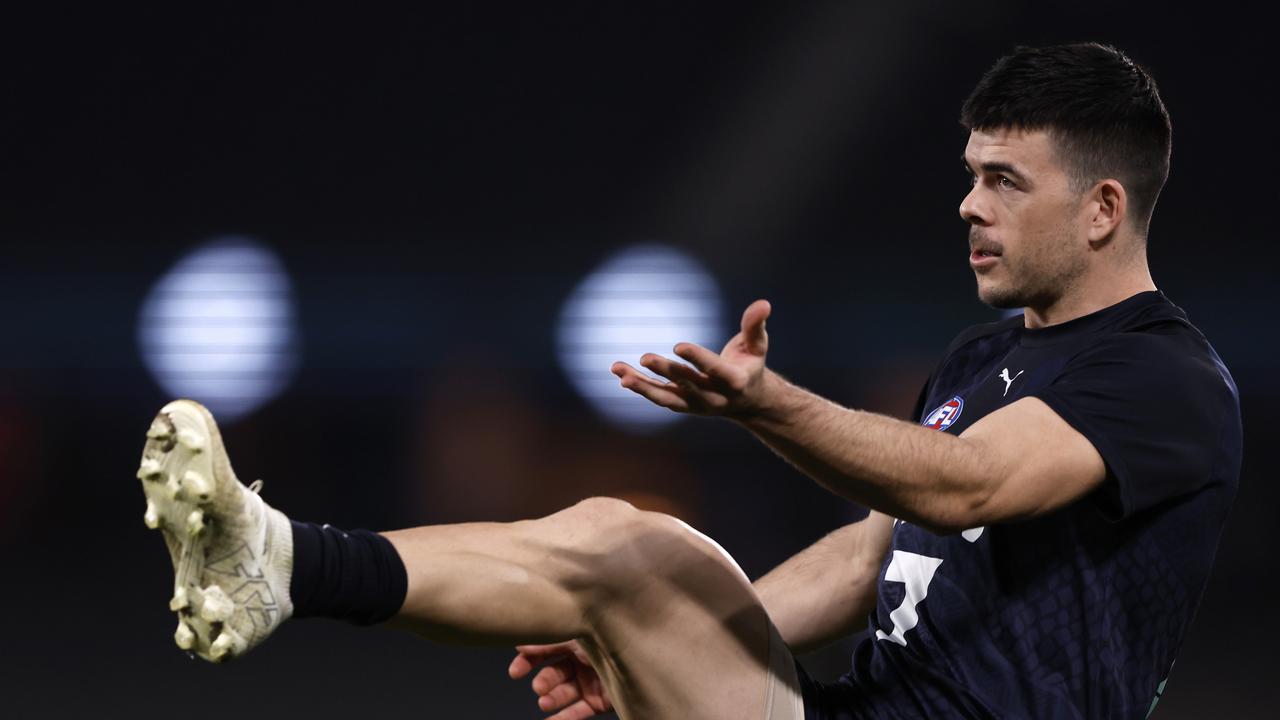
[874,550,944,646]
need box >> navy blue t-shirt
[799,291,1242,719]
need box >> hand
[611,299,772,418]
[508,640,613,719]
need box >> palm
[720,324,766,372]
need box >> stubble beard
[974,225,1086,312]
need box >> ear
[1086,179,1126,245]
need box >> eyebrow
[961,154,1031,184]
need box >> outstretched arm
[612,300,1106,534]
[754,510,893,654]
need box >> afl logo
[922,396,964,431]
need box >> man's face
[959,127,1089,310]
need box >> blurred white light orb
[556,244,725,430]
[137,237,299,423]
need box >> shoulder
[1043,311,1242,464]
[1034,300,1243,516]
[1070,304,1237,402]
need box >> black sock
[289,521,409,625]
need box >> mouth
[969,248,1002,269]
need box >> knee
[561,496,670,547]
[567,496,640,525]
[555,497,721,592]
[557,497,661,563]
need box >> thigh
[573,512,792,720]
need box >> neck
[1022,261,1156,329]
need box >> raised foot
[136,399,294,663]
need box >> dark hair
[960,43,1171,232]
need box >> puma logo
[998,368,1024,397]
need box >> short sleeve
[1031,333,1234,520]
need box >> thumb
[740,299,771,354]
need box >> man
[137,43,1240,718]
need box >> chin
[977,284,1026,310]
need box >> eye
[997,175,1017,190]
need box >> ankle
[289,521,408,625]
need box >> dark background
[1,2,1274,717]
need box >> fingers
[740,299,771,355]
[514,641,579,656]
[671,342,724,374]
[539,680,583,713]
[510,642,576,679]
[510,642,605,717]
[510,645,610,719]
[509,653,534,679]
[530,661,599,718]
[639,353,711,388]
[610,362,691,412]
[608,299,772,413]
[548,700,601,720]
[672,342,749,395]
[532,662,575,695]
[510,651,557,679]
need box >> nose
[959,185,990,226]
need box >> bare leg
[383,497,778,720]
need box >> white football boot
[137,399,294,662]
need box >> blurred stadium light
[556,244,725,431]
[136,237,299,423]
